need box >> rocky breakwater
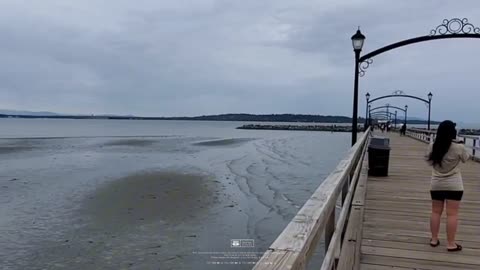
[237,124,358,132]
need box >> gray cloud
[0,0,479,123]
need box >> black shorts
[430,190,463,201]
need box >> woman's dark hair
[428,120,457,167]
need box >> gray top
[427,142,470,191]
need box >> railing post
[342,176,349,204]
[473,139,477,157]
[325,209,335,255]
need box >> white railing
[253,128,371,270]
[406,128,479,161]
[405,128,435,143]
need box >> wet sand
[0,139,41,154]
[0,145,34,154]
[193,138,254,146]
[12,170,219,270]
[83,171,216,226]
[103,139,159,147]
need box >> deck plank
[360,133,480,269]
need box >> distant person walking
[400,123,407,136]
[427,120,469,251]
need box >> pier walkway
[254,130,480,270]
[360,133,480,270]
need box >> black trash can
[368,137,390,176]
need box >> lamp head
[351,28,366,51]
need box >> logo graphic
[230,239,255,248]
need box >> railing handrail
[253,128,371,270]
[408,128,480,139]
[458,134,480,139]
[408,127,436,134]
[406,128,479,162]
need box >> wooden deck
[360,133,480,270]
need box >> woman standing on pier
[427,120,469,251]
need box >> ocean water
[0,119,352,270]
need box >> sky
[0,0,479,123]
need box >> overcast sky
[0,0,479,122]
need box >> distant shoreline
[0,113,439,125]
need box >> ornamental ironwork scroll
[430,18,480,35]
[359,58,373,77]
[392,90,405,95]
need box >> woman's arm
[425,143,433,160]
[459,144,470,162]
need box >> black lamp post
[404,105,408,125]
[365,92,370,129]
[351,29,366,145]
[427,92,433,130]
[386,104,390,128]
[394,111,397,129]
[368,104,372,127]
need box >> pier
[253,128,480,270]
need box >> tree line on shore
[0,113,439,125]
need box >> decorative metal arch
[370,111,396,118]
[370,111,400,127]
[370,105,407,113]
[370,116,390,121]
[368,103,408,126]
[368,94,429,104]
[392,90,405,95]
[359,18,480,76]
[369,113,392,120]
[371,116,390,121]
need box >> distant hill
[0,112,359,122]
[0,109,59,116]
[0,111,439,124]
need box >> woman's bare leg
[430,200,444,244]
[446,200,461,248]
